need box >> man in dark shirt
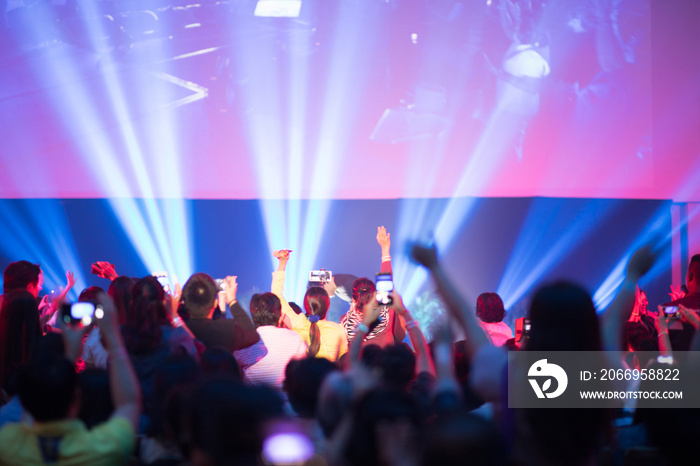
[181,273,259,352]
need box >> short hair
[19,355,76,422]
[3,261,41,292]
[249,293,281,327]
[284,357,338,418]
[182,273,218,318]
[476,292,506,323]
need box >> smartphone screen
[375,273,393,305]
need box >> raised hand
[224,276,238,305]
[65,271,76,290]
[376,226,391,251]
[91,261,118,280]
[669,285,685,301]
[389,290,408,317]
[679,304,700,330]
[410,242,439,270]
[626,246,656,281]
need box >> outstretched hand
[376,226,391,250]
[91,261,118,280]
[654,306,669,335]
[410,242,439,270]
[389,290,408,316]
[224,276,238,304]
[669,285,685,301]
[273,250,291,261]
[679,304,700,330]
[626,246,656,281]
[65,271,76,290]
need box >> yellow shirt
[271,271,349,362]
[0,417,134,465]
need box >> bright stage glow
[254,0,302,18]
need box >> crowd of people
[0,226,698,465]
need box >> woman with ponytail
[272,251,348,362]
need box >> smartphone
[375,273,393,305]
[663,306,679,315]
[309,269,332,283]
[152,271,170,293]
[61,302,100,326]
[215,278,226,291]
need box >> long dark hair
[0,290,42,394]
[304,287,330,357]
[122,277,166,354]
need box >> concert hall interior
[1,0,700,463]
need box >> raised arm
[410,243,489,355]
[600,246,656,352]
[271,250,305,329]
[223,275,260,349]
[41,270,76,327]
[391,290,435,377]
[97,296,142,432]
[377,226,392,275]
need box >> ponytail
[303,287,330,358]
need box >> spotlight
[254,0,302,18]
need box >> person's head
[201,347,242,380]
[183,377,284,465]
[687,254,700,293]
[78,286,106,306]
[249,293,282,327]
[284,357,339,418]
[352,278,375,312]
[422,410,507,466]
[19,355,78,422]
[122,276,166,354]
[108,276,134,325]
[376,344,416,391]
[303,287,330,357]
[182,273,218,318]
[526,281,601,352]
[476,292,506,323]
[0,290,42,393]
[623,322,652,352]
[3,261,42,297]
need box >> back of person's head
[476,292,506,323]
[0,290,42,393]
[352,278,375,310]
[527,281,601,352]
[182,273,218,318]
[687,254,700,292]
[78,286,106,306]
[123,276,165,354]
[377,343,416,391]
[150,353,202,438]
[283,357,338,418]
[78,368,113,429]
[623,322,652,351]
[317,371,356,438]
[422,409,507,466]
[108,276,134,325]
[303,287,330,357]
[19,355,76,422]
[3,260,42,293]
[201,347,242,380]
[345,388,425,466]
[184,377,284,466]
[249,293,281,327]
